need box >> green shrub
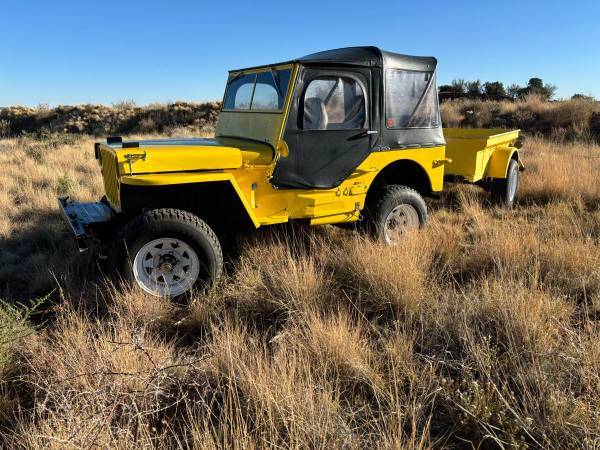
[56,173,75,195]
[0,300,38,376]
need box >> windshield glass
[223,68,292,111]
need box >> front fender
[120,172,260,228]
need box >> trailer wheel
[370,185,427,245]
[112,208,223,298]
[491,159,520,208]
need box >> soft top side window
[385,69,440,129]
[303,76,365,130]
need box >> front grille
[99,146,120,209]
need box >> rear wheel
[368,185,427,244]
[491,159,520,208]
[113,208,223,298]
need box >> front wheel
[490,159,520,208]
[113,208,223,298]
[369,185,428,245]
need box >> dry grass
[0,134,598,448]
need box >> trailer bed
[443,128,520,182]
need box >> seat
[303,97,329,130]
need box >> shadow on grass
[0,208,105,318]
[0,207,325,327]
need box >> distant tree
[450,79,467,94]
[571,93,594,101]
[466,80,482,97]
[439,79,467,99]
[507,83,522,100]
[483,81,506,98]
[542,83,557,100]
[518,78,557,100]
[439,77,558,102]
[528,78,544,90]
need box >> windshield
[223,68,292,111]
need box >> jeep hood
[105,136,274,175]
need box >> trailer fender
[485,146,522,179]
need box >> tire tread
[367,184,428,242]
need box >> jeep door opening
[58,46,524,298]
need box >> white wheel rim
[383,204,420,245]
[133,237,200,297]
[507,167,518,202]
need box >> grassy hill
[0,129,598,447]
[1,96,600,143]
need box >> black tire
[491,159,520,208]
[368,185,427,244]
[112,208,223,298]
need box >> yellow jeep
[58,46,523,297]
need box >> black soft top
[231,46,437,73]
[299,46,437,72]
[232,47,445,191]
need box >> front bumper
[58,197,115,251]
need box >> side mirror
[276,139,290,158]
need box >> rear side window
[223,69,292,111]
[303,77,365,130]
[385,70,440,129]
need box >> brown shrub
[0,102,220,137]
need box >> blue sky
[1,0,598,106]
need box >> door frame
[272,64,379,189]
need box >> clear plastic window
[252,72,284,110]
[385,70,439,129]
[303,77,365,130]
[223,69,292,111]
[223,73,255,110]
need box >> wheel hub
[158,253,178,273]
[383,204,420,245]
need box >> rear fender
[485,146,523,179]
